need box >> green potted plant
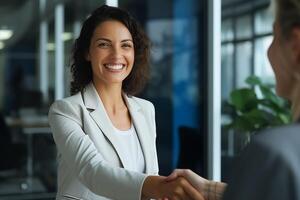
[224,75,292,141]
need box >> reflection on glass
[0,51,4,106]
[0,0,106,198]
[222,19,234,42]
[221,44,234,101]
[64,27,73,97]
[48,18,55,103]
[221,5,275,183]
[236,41,252,88]
[236,15,252,39]
[254,36,274,84]
[255,8,273,35]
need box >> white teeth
[104,64,124,70]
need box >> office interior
[0,0,273,199]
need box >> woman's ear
[85,51,90,61]
[290,27,300,64]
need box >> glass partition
[221,0,273,181]
[0,0,105,198]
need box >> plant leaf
[230,88,257,112]
[225,75,292,136]
[246,75,262,86]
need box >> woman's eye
[98,43,110,48]
[122,43,133,48]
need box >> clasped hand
[142,169,208,200]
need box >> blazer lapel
[83,83,130,169]
[124,95,154,174]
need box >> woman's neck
[92,81,126,114]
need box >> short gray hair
[275,0,300,38]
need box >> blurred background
[0,0,274,199]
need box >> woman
[167,0,300,199]
[49,4,203,200]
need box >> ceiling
[0,0,106,51]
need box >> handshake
[142,169,227,200]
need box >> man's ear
[290,27,300,64]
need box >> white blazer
[48,82,159,200]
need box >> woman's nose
[111,46,122,58]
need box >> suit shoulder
[130,96,154,110]
[48,92,83,114]
[249,123,300,160]
[48,93,84,126]
[254,124,300,146]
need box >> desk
[5,115,50,192]
[5,115,49,128]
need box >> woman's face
[86,20,134,87]
[268,21,297,100]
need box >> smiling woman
[86,20,135,88]
[70,5,150,96]
[48,4,203,200]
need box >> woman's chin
[276,86,290,100]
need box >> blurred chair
[0,112,26,175]
[20,89,43,109]
[177,126,204,175]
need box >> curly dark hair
[70,5,150,95]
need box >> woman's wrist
[141,175,163,199]
[141,176,154,199]
[206,181,227,200]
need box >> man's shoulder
[224,123,300,200]
[241,123,300,167]
[254,123,300,150]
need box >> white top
[112,124,146,173]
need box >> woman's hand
[165,169,209,200]
[166,169,227,200]
[142,175,204,200]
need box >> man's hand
[166,169,227,200]
[165,169,209,200]
[142,175,204,200]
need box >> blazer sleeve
[48,100,148,200]
[222,134,299,200]
[150,102,159,175]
